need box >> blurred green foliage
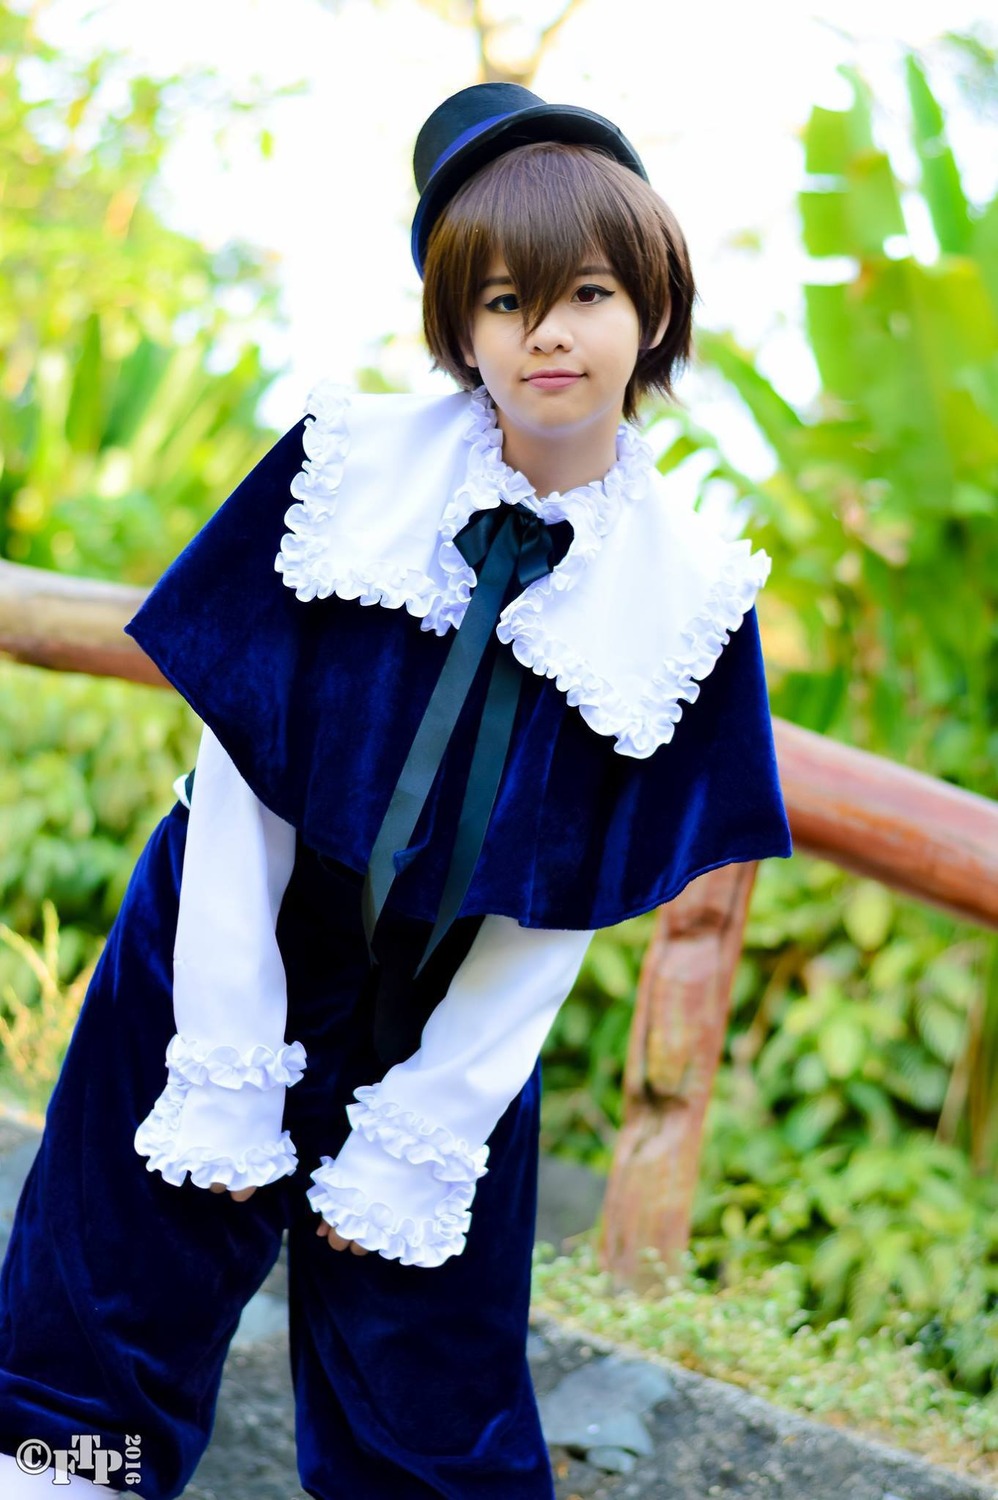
[0,5,995,1407]
[654,60,997,797]
[532,1246,998,1474]
[0,4,280,580]
[544,853,998,1394]
[0,1,261,1083]
[699,853,998,1394]
[1,898,101,1108]
[0,660,198,1095]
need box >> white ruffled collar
[275,380,771,759]
[432,386,653,630]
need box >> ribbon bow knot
[455,501,554,591]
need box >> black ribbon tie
[362,501,556,977]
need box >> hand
[209,1182,258,1202]
[316,1219,370,1255]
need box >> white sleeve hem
[135,724,300,1190]
[135,1073,299,1190]
[307,1081,489,1267]
[308,919,593,1265]
[307,1160,478,1268]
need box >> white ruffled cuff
[164,1034,306,1090]
[135,1036,307,1191]
[307,1082,490,1268]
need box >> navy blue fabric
[124,421,792,930]
[0,807,552,1499]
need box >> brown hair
[422,142,696,421]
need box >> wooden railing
[604,722,998,1287]
[3,558,998,1289]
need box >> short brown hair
[422,142,696,421]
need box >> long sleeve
[134,725,306,1191]
[307,916,593,1267]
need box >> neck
[496,411,622,498]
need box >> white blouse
[135,724,592,1267]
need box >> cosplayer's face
[462,255,657,475]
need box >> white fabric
[134,725,304,1191]
[0,1452,135,1495]
[307,916,592,1267]
[275,381,771,758]
[138,737,592,1268]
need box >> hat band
[426,113,509,184]
[411,114,511,272]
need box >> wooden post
[599,860,758,1290]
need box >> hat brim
[411,103,649,275]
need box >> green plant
[695,851,998,1393]
[0,657,198,964]
[650,56,998,799]
[0,4,283,580]
[531,1244,998,1479]
[0,900,99,1104]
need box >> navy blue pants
[0,806,553,1499]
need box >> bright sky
[32,0,997,475]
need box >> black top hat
[411,82,649,276]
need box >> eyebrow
[479,264,615,290]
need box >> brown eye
[573,284,613,305]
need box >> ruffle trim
[273,381,649,637]
[165,1034,307,1091]
[306,1083,490,1268]
[273,379,771,758]
[345,1082,490,1178]
[134,1073,299,1191]
[498,532,772,760]
[307,1164,476,1269]
[424,386,650,634]
[275,381,445,616]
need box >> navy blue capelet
[125,383,792,931]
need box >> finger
[229,1186,257,1203]
[209,1183,226,1194]
[316,1221,369,1255]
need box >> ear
[643,294,672,352]
[459,332,478,369]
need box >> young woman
[0,83,791,1498]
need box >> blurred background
[0,0,996,1476]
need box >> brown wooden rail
[3,558,998,1286]
[774,719,998,931]
[5,560,995,923]
[0,561,165,686]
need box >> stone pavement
[0,1112,994,1500]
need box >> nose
[528,306,574,353]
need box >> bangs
[444,145,635,334]
[422,141,696,419]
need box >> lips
[525,370,583,390]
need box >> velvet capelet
[125,383,792,929]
